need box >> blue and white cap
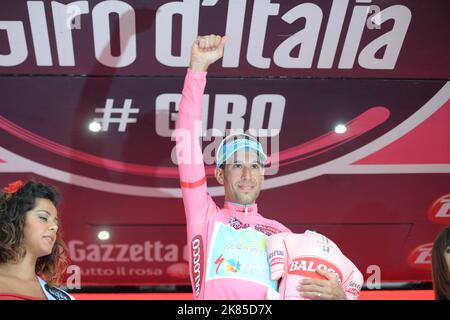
[216,133,267,168]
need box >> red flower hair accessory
[3,180,25,194]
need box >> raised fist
[190,34,227,72]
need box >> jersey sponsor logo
[269,257,284,267]
[214,254,241,274]
[315,234,334,253]
[44,284,71,300]
[232,206,255,213]
[254,224,282,236]
[349,280,362,290]
[191,235,204,297]
[345,287,361,297]
[229,217,282,237]
[207,222,278,291]
[407,243,432,270]
[427,194,450,224]
[268,249,284,259]
[288,257,343,283]
[229,217,250,230]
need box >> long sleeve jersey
[176,69,291,299]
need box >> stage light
[97,230,110,240]
[334,124,347,134]
[88,121,102,132]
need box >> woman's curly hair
[0,180,68,285]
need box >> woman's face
[23,198,59,258]
[445,246,450,273]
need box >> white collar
[36,276,73,300]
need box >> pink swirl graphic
[0,106,389,178]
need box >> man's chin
[235,193,258,205]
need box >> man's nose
[241,166,252,179]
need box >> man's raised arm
[175,35,226,224]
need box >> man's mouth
[238,185,254,192]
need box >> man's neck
[225,200,255,207]
[224,200,258,214]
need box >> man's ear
[215,167,224,185]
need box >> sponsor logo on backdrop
[1,1,411,70]
[407,243,433,270]
[427,194,450,225]
[166,262,190,279]
[66,240,190,280]
[68,240,180,262]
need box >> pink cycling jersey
[267,230,364,299]
[176,69,291,300]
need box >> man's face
[215,149,264,205]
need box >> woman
[0,180,73,300]
[431,227,450,300]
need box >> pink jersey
[176,69,291,300]
[266,230,364,300]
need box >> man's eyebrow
[229,160,261,165]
